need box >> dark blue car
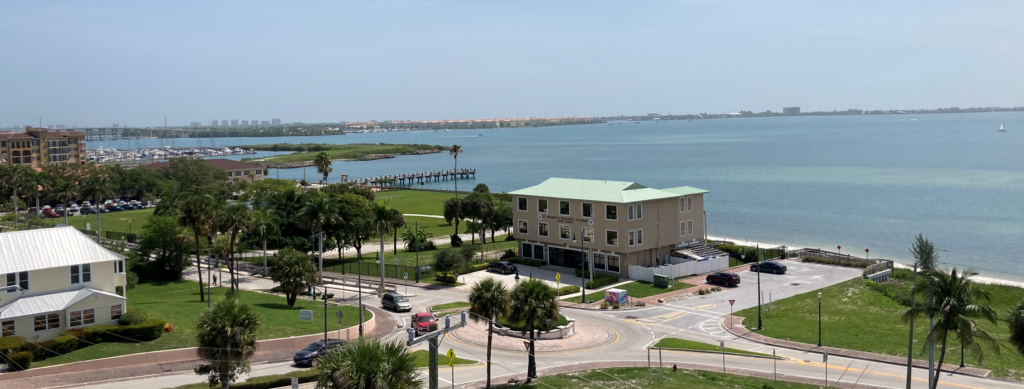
[293,339,347,367]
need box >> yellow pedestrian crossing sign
[447,348,456,367]
[555,272,561,283]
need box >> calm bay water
[101,113,1024,281]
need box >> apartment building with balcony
[510,178,708,278]
[0,127,87,168]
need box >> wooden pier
[346,168,476,188]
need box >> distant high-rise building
[55,125,65,129]
[220,120,229,126]
[251,119,258,127]
[271,118,281,125]
[783,107,801,115]
[231,119,239,126]
[261,120,270,126]
[647,113,659,118]
[47,125,54,129]
[112,124,119,128]
[211,120,219,127]
[241,120,249,126]
[190,122,202,128]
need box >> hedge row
[4,351,32,371]
[0,318,166,368]
[800,255,872,268]
[574,270,620,289]
[556,285,581,295]
[170,368,317,389]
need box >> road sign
[524,341,530,351]
[291,376,298,389]
[865,248,869,253]
[299,310,313,322]
[336,310,344,325]
[555,273,561,283]
[404,272,408,280]
[719,340,725,349]
[837,245,841,250]
[397,258,401,266]
[447,348,456,367]
[728,299,735,306]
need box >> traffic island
[450,318,615,353]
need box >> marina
[87,146,257,163]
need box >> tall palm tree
[469,277,510,388]
[449,144,463,195]
[371,199,401,291]
[902,267,1000,389]
[314,151,333,184]
[24,171,50,218]
[0,164,32,227]
[508,278,560,379]
[1008,298,1024,358]
[910,234,938,271]
[194,297,262,388]
[81,172,116,242]
[179,194,218,302]
[219,202,254,292]
[249,210,280,276]
[300,191,342,284]
[48,178,79,226]
[391,213,405,255]
[314,338,421,389]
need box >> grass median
[734,277,1024,380]
[654,337,774,358]
[506,367,821,388]
[33,280,371,368]
[430,301,471,311]
[621,280,698,299]
[410,349,476,368]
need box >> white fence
[627,256,730,282]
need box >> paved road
[74,262,1024,389]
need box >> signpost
[406,312,468,389]
[555,272,561,297]
[728,299,736,328]
[720,340,726,373]
[299,309,313,322]
[336,310,344,338]
[447,348,456,388]
[404,272,409,295]
[290,377,298,389]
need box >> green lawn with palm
[57,207,155,234]
[33,280,371,368]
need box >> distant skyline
[2,1,1022,127]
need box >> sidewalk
[721,314,991,378]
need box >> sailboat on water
[998,123,1006,132]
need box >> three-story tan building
[510,178,708,277]
[0,127,87,167]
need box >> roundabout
[449,317,617,353]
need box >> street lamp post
[574,232,586,302]
[358,253,363,337]
[817,292,822,347]
[755,246,763,330]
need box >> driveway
[455,264,593,292]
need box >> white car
[69,204,80,211]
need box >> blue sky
[1,1,1021,127]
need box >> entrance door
[548,248,583,269]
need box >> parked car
[381,292,412,312]
[487,261,517,274]
[750,261,788,274]
[292,339,347,367]
[140,200,149,207]
[110,206,125,212]
[706,272,741,287]
[28,207,39,214]
[69,204,80,212]
[81,200,92,207]
[411,312,437,335]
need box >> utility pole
[407,312,468,389]
[906,263,917,389]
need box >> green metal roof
[509,178,708,204]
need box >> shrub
[118,310,148,326]
[6,351,32,371]
[457,263,489,274]
[600,301,610,309]
[801,255,872,268]
[421,240,438,251]
[612,302,620,309]
[0,336,29,353]
[46,334,80,355]
[449,234,462,248]
[556,285,580,295]
[122,319,168,341]
[576,272,620,289]
[866,279,913,306]
[500,249,517,259]
[434,273,458,284]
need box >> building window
[33,313,60,332]
[636,203,642,219]
[533,244,545,260]
[627,204,634,221]
[518,197,528,211]
[680,221,686,236]
[558,201,570,216]
[1,320,13,337]
[636,229,644,245]
[227,172,232,177]
[5,271,28,293]
[686,196,693,211]
[69,308,95,328]
[538,222,549,237]
[256,169,262,175]
[608,255,620,272]
[582,227,594,243]
[605,205,617,220]
[518,220,528,235]
[593,253,606,270]
[537,199,548,213]
[522,243,533,259]
[559,224,571,240]
[235,171,242,176]
[582,203,593,218]
[71,264,92,285]
[680,197,686,212]
[628,230,635,246]
[110,305,123,320]
[244,170,251,176]
[114,260,125,274]
[687,220,694,236]
[606,230,618,246]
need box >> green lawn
[654,337,774,358]
[562,290,606,303]
[249,144,446,163]
[497,314,569,332]
[400,215,468,238]
[430,301,470,311]
[621,280,698,299]
[375,189,459,216]
[734,278,1024,380]
[57,208,155,234]
[410,349,476,368]
[507,367,821,389]
[33,280,371,368]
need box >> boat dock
[345,168,476,187]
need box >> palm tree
[469,277,510,388]
[314,337,421,389]
[910,234,938,271]
[449,144,463,198]
[0,164,32,227]
[81,172,116,243]
[371,199,402,291]
[391,213,405,255]
[267,248,317,307]
[443,196,462,236]
[179,194,218,302]
[249,210,280,276]
[24,171,50,219]
[47,178,79,226]
[902,267,1000,389]
[1009,298,1024,358]
[300,191,342,284]
[194,297,262,388]
[508,278,560,379]
[218,202,254,292]
[314,151,333,184]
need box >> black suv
[487,261,517,274]
[706,272,741,287]
[750,261,788,274]
[293,339,347,367]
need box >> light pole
[407,221,421,283]
[358,253,363,337]
[574,232,585,302]
[752,247,762,330]
[817,292,822,347]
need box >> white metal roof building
[0,226,125,274]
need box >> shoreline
[707,235,1024,289]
